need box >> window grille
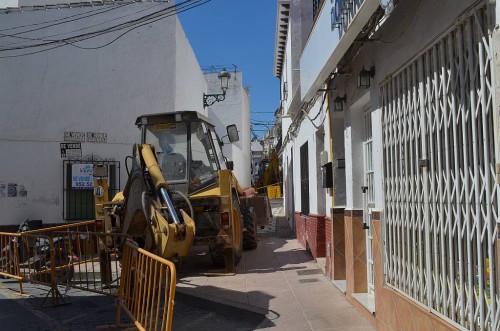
[63,159,120,221]
[381,4,499,330]
[313,0,324,21]
[300,142,310,216]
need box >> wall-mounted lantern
[358,66,375,89]
[203,68,231,108]
[334,94,347,112]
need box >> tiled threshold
[352,292,376,314]
[316,257,326,275]
[332,280,346,293]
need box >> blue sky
[178,0,279,138]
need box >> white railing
[363,110,375,294]
[381,4,499,330]
[331,0,365,36]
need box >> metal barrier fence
[0,221,129,303]
[1,222,176,329]
[0,231,23,294]
[115,240,176,331]
[51,230,129,296]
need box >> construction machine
[254,149,282,198]
[102,111,265,273]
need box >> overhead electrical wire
[0,1,163,48]
[0,0,202,51]
[0,1,134,33]
[0,1,136,40]
[67,0,210,50]
[0,1,170,50]
[0,0,210,58]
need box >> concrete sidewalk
[177,237,376,331]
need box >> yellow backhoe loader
[102,111,265,273]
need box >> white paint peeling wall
[0,3,207,225]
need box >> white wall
[206,71,251,187]
[0,0,18,8]
[329,107,345,207]
[0,3,206,225]
[299,0,380,101]
[290,97,329,215]
[174,18,207,113]
[344,92,370,210]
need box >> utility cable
[0,0,185,51]
[0,1,135,38]
[0,1,163,48]
[0,0,202,51]
[0,0,210,57]
[67,0,210,50]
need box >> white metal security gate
[381,3,499,330]
[363,110,375,295]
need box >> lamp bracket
[203,92,226,108]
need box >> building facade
[205,69,252,187]
[0,1,251,228]
[275,0,500,330]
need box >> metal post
[418,54,432,308]
[466,18,485,329]
[458,23,475,329]
[448,31,465,326]
[12,238,23,295]
[476,8,495,327]
[441,36,455,321]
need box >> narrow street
[178,235,375,330]
[0,232,374,330]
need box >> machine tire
[242,207,258,251]
[209,243,242,267]
[208,243,225,267]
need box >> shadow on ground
[0,278,271,331]
[176,236,317,330]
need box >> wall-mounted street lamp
[358,66,375,89]
[334,94,347,112]
[203,68,231,108]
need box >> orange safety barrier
[0,232,24,294]
[0,221,129,303]
[115,240,177,331]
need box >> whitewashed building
[205,68,251,187]
[0,1,250,228]
[275,0,500,330]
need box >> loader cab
[135,111,232,194]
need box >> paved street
[177,236,375,331]
[0,280,264,331]
[0,231,374,330]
